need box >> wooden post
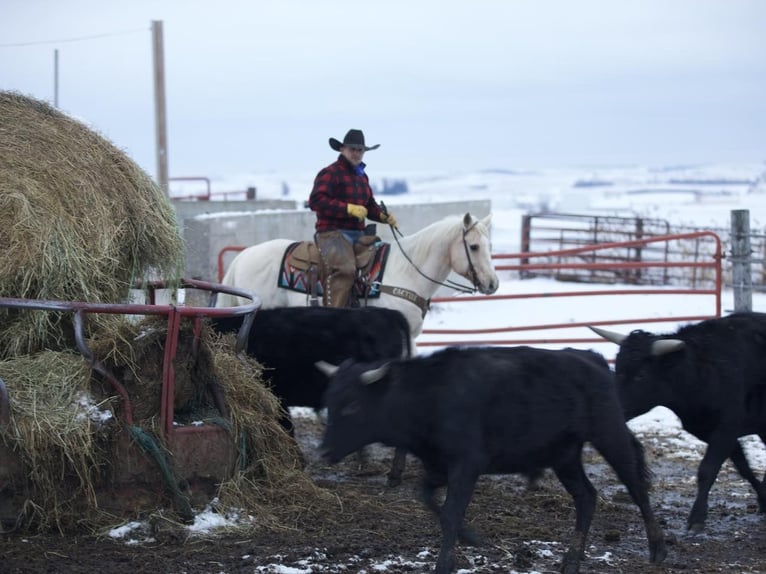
[730,209,752,312]
[53,49,59,107]
[152,20,169,194]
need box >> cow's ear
[315,361,339,377]
[360,364,390,385]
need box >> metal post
[152,20,169,194]
[731,209,752,312]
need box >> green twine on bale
[127,426,194,523]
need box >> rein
[385,220,479,295]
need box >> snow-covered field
[116,161,766,571]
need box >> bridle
[387,219,481,295]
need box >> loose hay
[0,90,184,358]
[0,351,113,532]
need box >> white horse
[216,213,499,338]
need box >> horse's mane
[395,214,488,262]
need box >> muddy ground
[2,410,766,574]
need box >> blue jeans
[339,229,364,244]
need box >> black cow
[591,313,766,532]
[209,306,411,484]
[317,346,667,574]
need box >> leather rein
[384,217,480,296]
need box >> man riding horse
[308,129,398,308]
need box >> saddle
[278,235,390,305]
[287,235,380,273]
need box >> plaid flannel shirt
[308,155,385,232]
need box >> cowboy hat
[329,129,380,152]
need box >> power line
[0,28,147,48]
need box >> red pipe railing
[423,231,723,350]
[214,232,724,352]
[0,278,260,435]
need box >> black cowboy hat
[329,129,380,152]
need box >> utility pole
[53,49,59,107]
[152,20,169,194]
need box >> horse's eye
[470,244,480,252]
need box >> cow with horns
[591,312,766,533]
[316,346,667,574]
[209,305,412,485]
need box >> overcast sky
[2,0,765,182]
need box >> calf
[317,346,666,574]
[209,306,411,483]
[591,312,766,532]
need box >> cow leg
[759,433,766,505]
[728,441,766,513]
[420,467,446,517]
[594,431,667,565]
[386,448,407,487]
[688,438,733,532]
[419,466,478,546]
[552,451,597,574]
[434,467,479,574]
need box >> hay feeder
[0,279,273,530]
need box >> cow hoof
[458,525,481,546]
[386,474,402,488]
[651,540,668,564]
[687,522,705,535]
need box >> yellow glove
[347,203,368,221]
[382,211,398,228]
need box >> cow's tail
[630,432,654,490]
[399,315,414,358]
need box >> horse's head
[450,213,499,295]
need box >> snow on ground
[129,161,766,551]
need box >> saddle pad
[277,241,391,299]
[278,242,323,295]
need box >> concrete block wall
[173,199,492,283]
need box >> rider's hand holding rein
[347,203,368,221]
[381,211,398,229]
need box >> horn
[315,361,339,377]
[360,364,390,385]
[651,339,685,356]
[588,325,627,345]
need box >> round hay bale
[0,91,184,358]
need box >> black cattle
[591,313,766,532]
[209,306,411,484]
[317,346,666,574]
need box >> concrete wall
[173,199,492,282]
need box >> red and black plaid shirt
[308,155,385,232]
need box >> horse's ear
[463,213,473,227]
[480,213,492,228]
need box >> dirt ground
[3,411,766,574]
